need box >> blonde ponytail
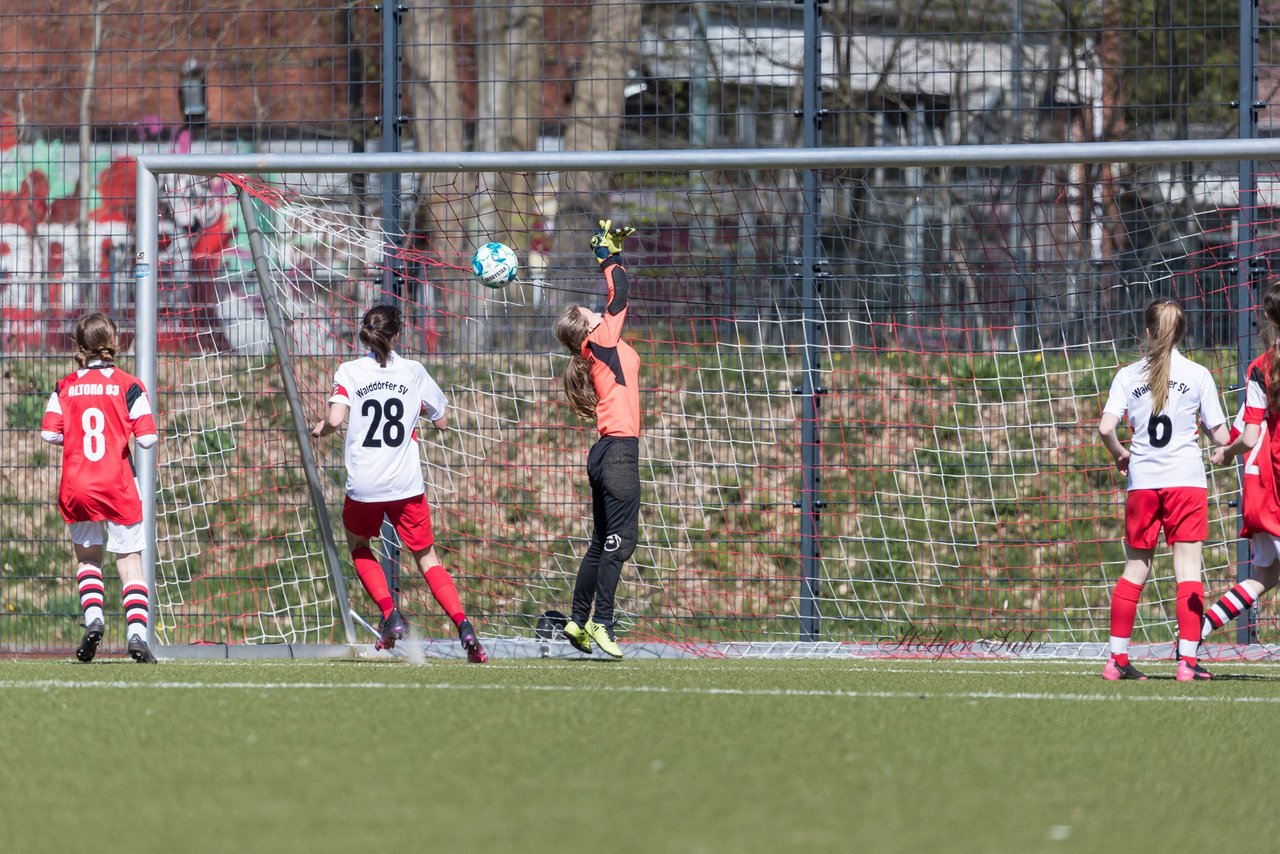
[1142,299,1186,414]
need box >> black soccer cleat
[75,619,105,663]
[458,619,488,664]
[376,608,407,651]
[126,636,157,664]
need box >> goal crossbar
[136,138,1280,176]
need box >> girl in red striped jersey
[40,313,160,664]
[1098,298,1229,681]
[1206,286,1280,644]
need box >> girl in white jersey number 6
[1098,298,1228,682]
[313,305,487,663]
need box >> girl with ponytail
[1098,298,1229,681]
[552,219,641,660]
[1207,284,1280,649]
[312,304,488,662]
[41,312,160,664]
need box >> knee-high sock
[1203,583,1259,640]
[77,564,105,626]
[1176,580,1205,663]
[1109,577,1144,666]
[122,582,149,642]
[423,565,465,627]
[352,547,394,619]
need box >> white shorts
[1251,533,1280,568]
[68,520,146,554]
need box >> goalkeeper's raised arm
[592,218,636,344]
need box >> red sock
[352,547,395,619]
[1176,580,1205,664]
[1109,577,1144,667]
[424,564,465,627]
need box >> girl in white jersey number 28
[1098,299,1228,682]
[313,305,487,663]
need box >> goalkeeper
[551,219,641,660]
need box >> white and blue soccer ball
[470,242,519,288]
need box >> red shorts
[342,493,434,552]
[1125,487,1208,549]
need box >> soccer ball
[470,242,519,288]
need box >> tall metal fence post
[1236,0,1261,646]
[798,0,825,641]
[378,0,405,603]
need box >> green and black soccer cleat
[562,620,592,655]
[585,619,622,660]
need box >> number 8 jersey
[328,352,447,502]
[1103,348,1226,490]
[40,363,158,524]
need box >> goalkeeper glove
[591,219,636,265]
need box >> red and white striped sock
[1202,583,1259,640]
[122,582,149,642]
[77,564,105,626]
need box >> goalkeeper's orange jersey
[582,260,641,438]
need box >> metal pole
[797,0,824,641]
[906,101,925,316]
[1010,0,1030,349]
[689,2,710,151]
[134,164,159,651]
[238,191,357,645]
[379,0,406,600]
[380,0,404,271]
[1236,0,1261,646]
[138,138,1280,177]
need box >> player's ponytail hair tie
[359,304,402,367]
[73,312,119,368]
[553,305,599,420]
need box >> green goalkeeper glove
[591,219,636,265]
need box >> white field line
[4,679,1280,704]
[103,658,1280,676]
[100,657,1280,673]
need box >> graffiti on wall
[0,115,362,353]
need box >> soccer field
[3,658,1280,853]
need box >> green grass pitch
[3,657,1280,853]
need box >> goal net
[138,144,1276,658]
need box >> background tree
[550,0,646,255]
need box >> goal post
[134,140,1280,659]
